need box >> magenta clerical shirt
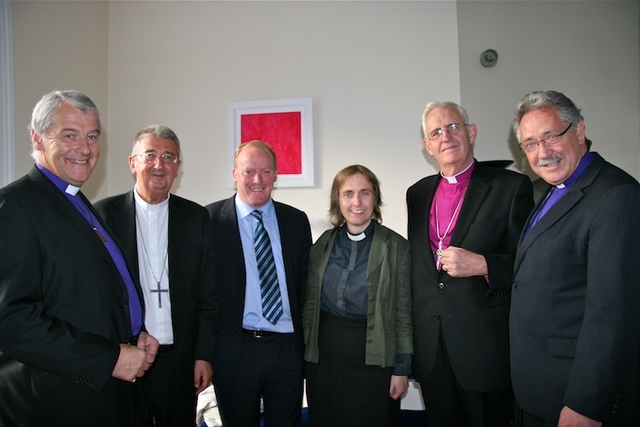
[429,161,475,269]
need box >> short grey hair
[512,90,583,142]
[132,124,181,156]
[421,101,470,137]
[29,90,100,159]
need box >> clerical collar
[553,151,594,190]
[134,185,170,208]
[345,221,375,241]
[440,160,475,184]
[35,163,81,195]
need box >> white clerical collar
[440,160,474,184]
[65,184,81,196]
[134,186,170,210]
[347,230,366,241]
[555,183,566,189]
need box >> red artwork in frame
[240,111,302,175]
[228,98,314,187]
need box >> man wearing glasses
[510,90,640,426]
[407,101,533,426]
[96,125,218,426]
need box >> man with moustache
[95,125,217,426]
[206,140,312,427]
[0,90,158,426]
[510,90,640,427]
[407,101,533,426]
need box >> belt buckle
[252,329,265,338]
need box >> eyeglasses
[519,123,573,153]
[136,152,178,164]
[427,123,469,140]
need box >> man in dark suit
[95,125,218,426]
[510,90,640,427]
[407,101,533,426]
[0,90,158,426]
[206,140,312,427]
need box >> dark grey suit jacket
[206,195,311,389]
[95,190,218,396]
[0,167,141,426]
[407,162,533,391]
[510,153,640,423]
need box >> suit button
[367,339,373,343]
[121,302,129,308]
[438,282,445,290]
[368,325,374,330]
[433,314,440,320]
[512,282,518,288]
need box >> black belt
[158,344,174,353]
[242,329,276,338]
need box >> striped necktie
[251,210,283,325]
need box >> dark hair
[132,124,181,156]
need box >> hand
[137,331,159,365]
[111,332,159,382]
[194,360,213,394]
[389,375,408,400]
[557,406,602,427]
[440,246,488,278]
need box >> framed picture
[228,97,314,188]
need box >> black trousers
[420,332,514,427]
[214,332,303,427]
[138,347,196,427]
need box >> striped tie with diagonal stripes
[250,210,283,325]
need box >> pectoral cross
[435,239,444,269]
[151,281,169,308]
[93,227,107,244]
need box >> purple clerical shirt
[525,151,594,235]
[36,164,143,336]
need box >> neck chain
[434,196,464,268]
[78,199,107,243]
[135,210,169,308]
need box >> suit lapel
[449,167,490,248]
[114,191,140,281]
[367,224,387,282]
[168,197,181,291]
[414,176,439,276]
[514,155,604,270]
[221,196,244,260]
[29,168,116,267]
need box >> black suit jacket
[206,195,311,389]
[510,153,640,423]
[0,167,142,426]
[407,162,533,391]
[95,190,218,395]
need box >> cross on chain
[150,280,169,308]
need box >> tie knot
[251,210,263,221]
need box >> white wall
[9,0,640,241]
[105,1,459,239]
[11,0,109,199]
[458,0,640,181]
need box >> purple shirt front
[36,163,142,336]
[525,151,594,235]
